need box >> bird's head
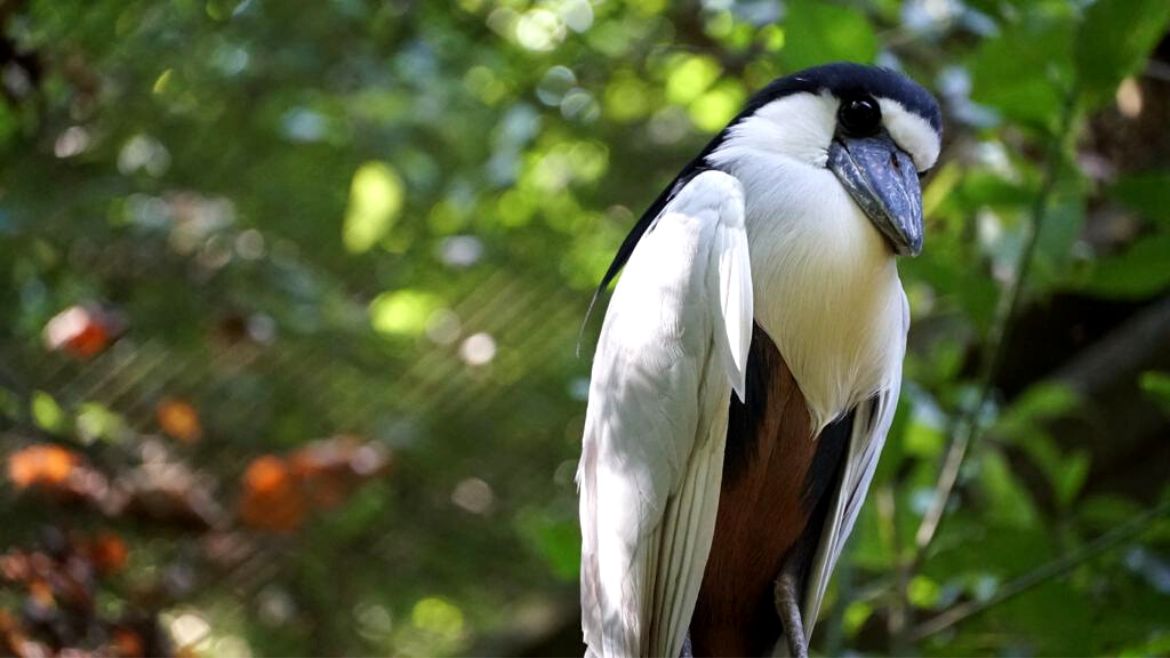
[708,63,941,257]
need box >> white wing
[799,295,908,641]
[578,170,752,658]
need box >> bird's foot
[774,573,808,658]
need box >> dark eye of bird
[838,96,881,137]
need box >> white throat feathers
[708,91,930,432]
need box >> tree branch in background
[910,498,1170,641]
[913,88,1082,556]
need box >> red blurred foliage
[292,435,392,509]
[2,430,391,654]
[0,528,171,658]
[238,436,392,532]
[111,627,144,657]
[41,305,124,359]
[239,455,305,532]
[85,533,128,575]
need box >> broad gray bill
[827,133,924,257]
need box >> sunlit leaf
[908,575,942,609]
[665,54,721,106]
[369,290,442,336]
[410,597,464,636]
[31,390,65,432]
[688,81,745,132]
[342,162,405,253]
[603,69,652,123]
[76,402,128,445]
[842,600,872,636]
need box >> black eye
[838,96,881,137]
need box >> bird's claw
[774,573,809,658]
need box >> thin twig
[887,486,913,655]
[913,88,1081,555]
[910,498,1170,641]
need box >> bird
[576,62,942,658]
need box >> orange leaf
[27,580,54,607]
[238,488,306,532]
[7,445,79,489]
[239,456,305,532]
[243,456,289,495]
[156,399,202,443]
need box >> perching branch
[910,498,1170,641]
[912,87,1081,556]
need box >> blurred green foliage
[1,0,1169,656]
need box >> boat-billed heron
[577,63,942,657]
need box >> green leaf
[1051,449,1090,507]
[1121,631,1170,658]
[969,15,1075,128]
[978,447,1038,527]
[1109,171,1170,227]
[1032,193,1085,287]
[1075,0,1170,108]
[0,387,21,420]
[1079,494,1141,529]
[31,390,65,433]
[908,575,942,609]
[75,402,128,445]
[688,81,746,132]
[1080,233,1170,299]
[515,506,580,581]
[369,290,442,337]
[996,381,1080,443]
[342,161,405,253]
[780,0,877,71]
[1139,371,1170,416]
[603,69,652,123]
[664,54,721,105]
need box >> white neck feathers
[707,94,909,433]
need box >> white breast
[709,147,908,433]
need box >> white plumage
[577,171,752,658]
[577,64,940,658]
[707,91,910,433]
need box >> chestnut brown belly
[689,327,851,657]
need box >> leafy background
[1,0,1169,656]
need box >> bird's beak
[828,133,923,257]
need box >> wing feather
[579,170,751,658]
[712,195,753,400]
